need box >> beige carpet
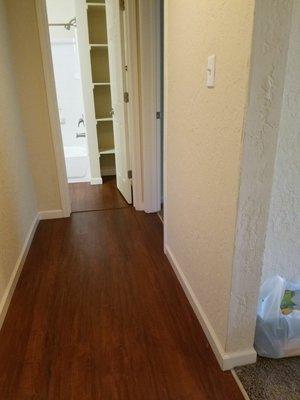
[235,356,300,400]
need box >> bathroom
[46,0,90,184]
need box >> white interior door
[106,0,132,203]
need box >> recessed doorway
[39,0,164,215]
[45,0,133,213]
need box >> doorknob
[110,109,114,116]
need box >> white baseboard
[38,209,65,220]
[223,348,256,370]
[90,177,103,185]
[0,206,69,332]
[164,244,257,371]
[0,215,39,330]
[68,176,91,184]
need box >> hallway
[0,206,243,399]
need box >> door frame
[35,0,71,218]
[135,0,162,213]
[106,0,132,203]
[122,0,143,210]
[35,0,161,214]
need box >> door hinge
[156,111,161,119]
[120,0,125,11]
[127,170,132,179]
[124,92,129,103]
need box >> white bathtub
[64,146,91,183]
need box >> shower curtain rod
[49,18,77,30]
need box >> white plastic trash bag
[254,275,300,358]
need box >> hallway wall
[4,0,62,213]
[0,0,37,325]
[164,0,255,367]
[262,0,300,283]
[227,0,293,354]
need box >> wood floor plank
[0,208,243,399]
[69,176,129,213]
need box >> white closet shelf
[87,2,106,6]
[96,118,113,122]
[89,44,108,48]
[99,148,115,155]
[93,82,110,87]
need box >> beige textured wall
[165,0,255,349]
[0,0,37,313]
[227,0,293,353]
[262,0,300,283]
[4,0,61,212]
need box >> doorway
[45,0,133,213]
[39,0,164,215]
[46,4,90,186]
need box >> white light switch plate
[207,55,216,88]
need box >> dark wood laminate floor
[0,209,243,399]
[69,176,129,212]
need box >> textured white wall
[227,0,293,353]
[165,0,255,350]
[262,1,300,283]
[0,0,37,311]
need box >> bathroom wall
[46,0,89,182]
[262,0,300,283]
[0,0,37,325]
[46,0,76,40]
[50,40,86,149]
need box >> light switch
[207,55,216,88]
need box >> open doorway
[45,0,133,213]
[40,0,164,215]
